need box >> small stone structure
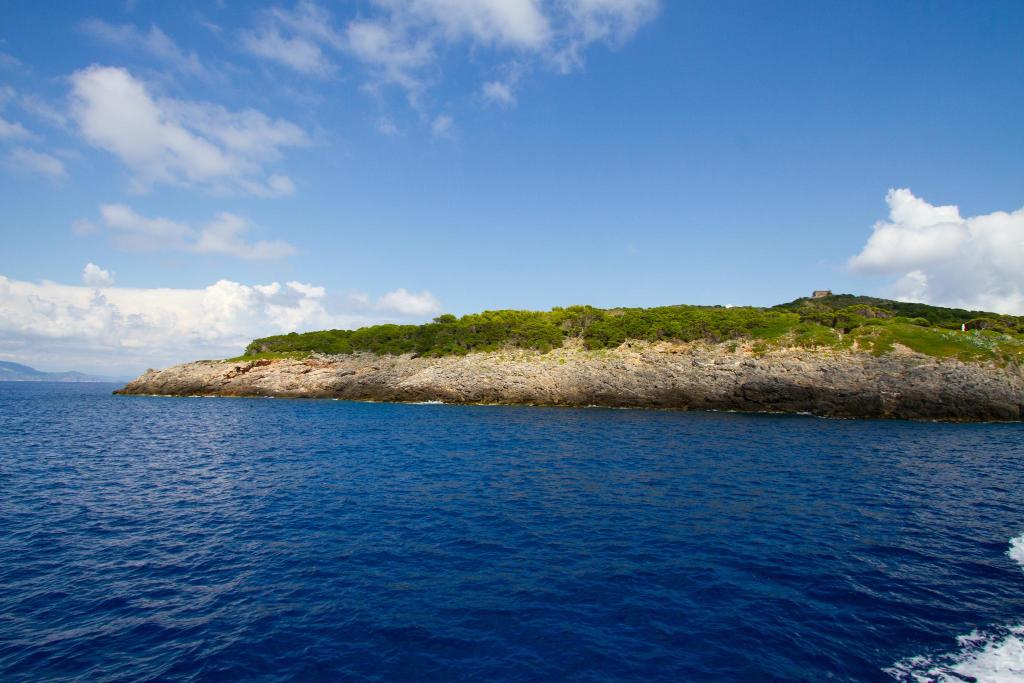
[812,290,833,299]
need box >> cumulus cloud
[88,203,296,260]
[0,275,334,374]
[5,147,66,178]
[82,263,114,287]
[286,281,326,298]
[0,273,444,374]
[68,65,308,195]
[849,189,1024,314]
[376,287,441,316]
[81,19,211,79]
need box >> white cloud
[5,147,66,178]
[240,1,343,77]
[99,203,194,250]
[891,269,929,303]
[0,274,443,375]
[82,263,114,287]
[241,27,334,77]
[482,80,515,104]
[0,116,33,140]
[193,212,297,260]
[342,0,549,93]
[286,281,326,298]
[254,282,281,296]
[849,188,1024,314]
[431,114,454,138]
[388,0,551,48]
[376,287,441,315]
[68,65,307,195]
[91,203,296,260]
[236,1,659,114]
[345,19,434,91]
[849,189,963,272]
[81,19,210,79]
[265,174,296,196]
[554,0,661,72]
[341,0,658,95]
[0,275,332,374]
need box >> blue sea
[1,382,1022,682]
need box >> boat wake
[886,535,1024,682]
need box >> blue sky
[1,0,1023,373]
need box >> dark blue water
[1,382,1022,682]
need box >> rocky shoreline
[115,341,1024,422]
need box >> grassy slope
[240,295,1024,366]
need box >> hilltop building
[812,290,833,299]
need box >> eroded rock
[114,342,1024,422]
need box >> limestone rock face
[115,342,1024,421]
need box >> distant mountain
[0,360,117,383]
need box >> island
[0,360,115,383]
[116,293,1024,422]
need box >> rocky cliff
[116,341,1024,421]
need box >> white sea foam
[886,534,1024,682]
[1009,535,1024,569]
[887,626,1024,682]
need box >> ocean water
[1,382,1023,682]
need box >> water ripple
[1,383,1023,682]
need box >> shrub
[242,297,1023,362]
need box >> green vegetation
[242,294,1024,365]
[245,305,795,357]
[775,294,1024,331]
[225,350,311,362]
